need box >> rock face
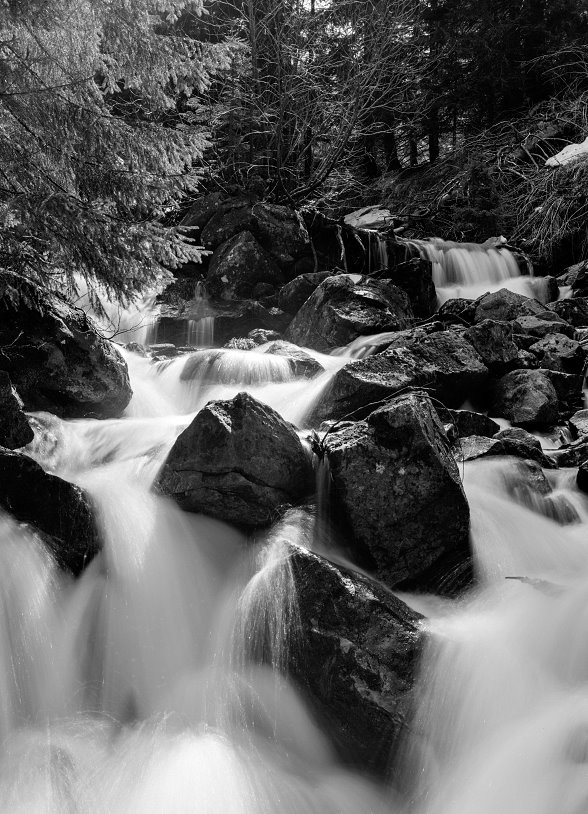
[465,319,519,372]
[389,257,437,318]
[287,542,423,776]
[323,392,471,593]
[0,278,132,418]
[473,289,545,323]
[0,372,33,449]
[156,393,314,527]
[206,231,283,300]
[0,448,100,574]
[310,330,488,424]
[491,369,559,427]
[285,275,414,352]
[277,271,333,314]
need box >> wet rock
[464,319,519,372]
[285,275,414,353]
[547,298,588,327]
[570,409,588,437]
[389,257,437,318]
[491,369,559,428]
[224,337,257,350]
[213,301,292,345]
[557,261,588,295]
[277,271,333,314]
[323,392,471,593]
[207,231,284,301]
[0,277,132,419]
[494,427,556,468]
[310,331,488,424]
[531,275,559,304]
[528,334,586,374]
[262,340,324,377]
[577,462,588,494]
[0,448,100,574]
[543,369,584,417]
[248,328,282,345]
[156,392,314,528]
[552,439,588,467]
[445,409,500,439]
[455,435,505,461]
[514,314,575,339]
[0,372,33,449]
[287,542,423,776]
[438,298,476,324]
[250,203,311,273]
[181,190,229,231]
[473,289,545,323]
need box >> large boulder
[0,372,33,449]
[514,313,575,339]
[285,275,414,353]
[277,271,333,314]
[473,289,546,323]
[464,319,519,373]
[180,190,229,231]
[323,392,471,593]
[287,541,423,776]
[156,393,314,527]
[206,231,283,301]
[200,197,257,248]
[491,369,559,428]
[0,277,131,419]
[309,330,488,424]
[389,257,437,318]
[249,203,311,272]
[0,448,100,574]
[528,333,587,374]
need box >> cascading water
[5,290,588,813]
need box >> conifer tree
[0,0,230,303]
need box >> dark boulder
[248,328,282,345]
[249,203,311,273]
[491,369,559,428]
[200,197,257,249]
[181,190,229,231]
[464,319,519,372]
[438,298,476,325]
[262,340,324,377]
[389,257,437,318]
[444,409,500,439]
[309,330,488,424]
[494,427,556,468]
[455,435,505,462]
[0,448,100,574]
[213,301,292,345]
[577,462,588,495]
[323,392,471,594]
[206,231,283,301]
[570,409,588,437]
[547,298,588,328]
[285,275,414,353]
[277,271,333,315]
[156,392,314,528]
[473,289,545,323]
[287,541,423,776]
[0,277,132,419]
[302,209,347,271]
[543,369,584,417]
[514,314,575,340]
[0,372,33,449]
[528,334,586,374]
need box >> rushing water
[3,260,588,810]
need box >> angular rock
[200,198,257,248]
[181,190,229,231]
[0,448,100,574]
[465,319,519,372]
[262,340,324,377]
[528,333,586,374]
[494,427,556,468]
[547,298,588,328]
[543,369,584,416]
[156,393,314,527]
[310,331,488,424]
[248,328,282,345]
[514,314,575,339]
[445,409,500,439]
[438,298,476,324]
[250,203,311,272]
[473,289,545,323]
[285,275,414,353]
[455,435,506,461]
[553,439,588,467]
[0,372,33,449]
[491,369,559,428]
[570,409,588,437]
[207,231,283,301]
[389,257,437,318]
[0,277,131,419]
[277,271,333,314]
[323,392,471,593]
[287,542,423,776]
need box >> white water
[3,293,588,810]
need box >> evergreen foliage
[0,0,230,303]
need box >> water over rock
[0,277,132,418]
[0,372,33,449]
[491,369,559,428]
[310,330,488,424]
[322,392,471,594]
[287,541,424,776]
[206,231,284,301]
[0,448,100,574]
[261,340,324,377]
[285,275,414,353]
[156,392,314,528]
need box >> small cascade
[365,231,389,275]
[184,280,216,348]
